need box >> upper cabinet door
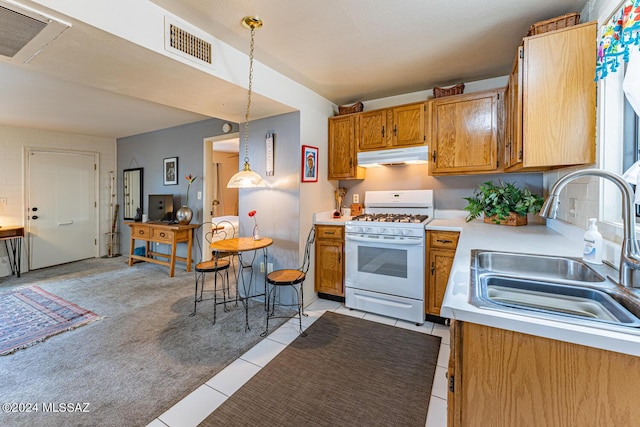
[359,109,388,151]
[328,114,364,180]
[391,102,426,147]
[429,90,502,175]
[518,22,597,169]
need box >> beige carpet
[0,257,287,427]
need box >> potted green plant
[463,181,544,225]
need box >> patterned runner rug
[0,285,101,356]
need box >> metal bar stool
[190,222,236,324]
[261,228,315,337]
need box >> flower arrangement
[248,210,261,240]
[185,174,196,206]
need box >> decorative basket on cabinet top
[337,102,364,115]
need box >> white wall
[0,125,116,277]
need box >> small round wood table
[210,237,273,331]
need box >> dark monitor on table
[148,194,174,221]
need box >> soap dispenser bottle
[583,218,603,264]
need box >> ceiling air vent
[164,17,213,65]
[0,1,71,63]
[165,17,214,67]
[0,6,47,57]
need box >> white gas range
[344,190,433,324]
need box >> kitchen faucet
[540,169,640,288]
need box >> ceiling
[0,0,588,139]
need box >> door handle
[31,215,38,220]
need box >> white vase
[176,205,193,224]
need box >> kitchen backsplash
[339,164,544,212]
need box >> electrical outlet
[353,194,359,204]
[260,262,265,273]
[197,191,202,200]
[267,263,274,273]
[569,197,576,218]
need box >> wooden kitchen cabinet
[505,22,596,171]
[314,225,344,297]
[358,108,388,151]
[448,321,640,426]
[425,230,459,316]
[358,102,426,151]
[328,114,365,180]
[429,89,504,175]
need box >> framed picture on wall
[163,157,178,185]
[301,145,318,183]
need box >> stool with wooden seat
[191,257,232,324]
[261,228,315,337]
[190,222,236,324]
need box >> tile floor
[147,299,450,427]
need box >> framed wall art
[301,145,318,182]
[163,157,178,185]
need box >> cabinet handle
[393,124,397,136]
[381,126,385,138]
[432,150,437,162]
[431,261,435,275]
[325,231,335,235]
[138,230,144,235]
[159,232,166,238]
[436,239,453,244]
[338,253,341,264]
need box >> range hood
[357,146,429,168]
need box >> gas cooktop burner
[350,213,429,223]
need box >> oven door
[344,233,424,299]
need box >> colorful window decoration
[596,0,640,80]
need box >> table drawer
[132,225,152,239]
[316,225,343,240]
[429,231,459,249]
[152,228,174,243]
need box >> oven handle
[345,235,423,245]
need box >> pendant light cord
[243,26,255,165]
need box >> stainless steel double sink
[469,250,640,330]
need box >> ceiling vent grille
[169,24,211,64]
[164,17,214,68]
[0,5,47,57]
[0,1,70,63]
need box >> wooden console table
[0,226,24,278]
[125,222,198,277]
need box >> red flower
[248,210,257,217]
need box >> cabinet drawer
[132,225,152,239]
[429,231,459,249]
[152,228,174,243]
[316,225,344,240]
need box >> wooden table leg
[169,239,177,277]
[128,236,135,266]
[186,229,193,272]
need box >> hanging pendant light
[227,16,266,188]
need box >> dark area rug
[0,285,102,355]
[0,257,286,427]
[201,311,441,427]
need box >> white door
[28,150,97,270]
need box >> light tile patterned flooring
[148,299,449,427]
